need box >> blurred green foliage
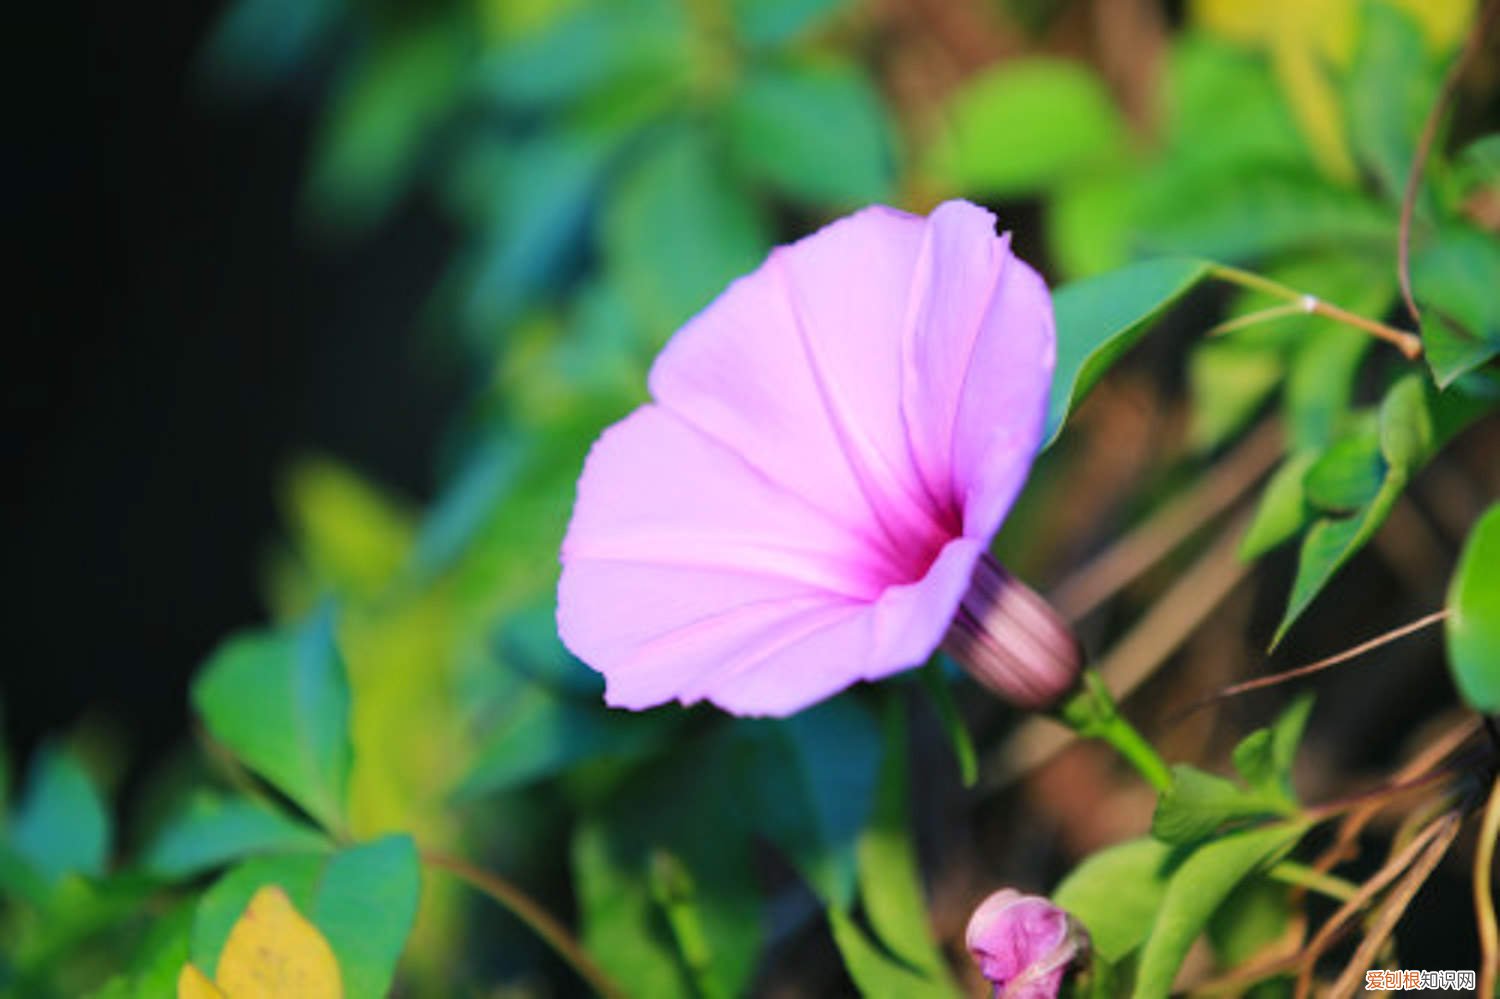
[4,0,1498,995]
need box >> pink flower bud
[965,889,1088,999]
[943,554,1081,710]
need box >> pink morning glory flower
[558,199,1077,716]
[966,889,1088,999]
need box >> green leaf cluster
[1056,698,1316,997]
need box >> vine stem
[1476,776,1500,999]
[1207,264,1423,360]
[1056,670,1173,792]
[421,849,628,999]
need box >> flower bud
[965,889,1088,999]
[942,554,1081,710]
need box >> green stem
[1268,860,1359,903]
[1056,670,1172,792]
[1207,263,1423,360]
[919,660,979,787]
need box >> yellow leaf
[280,458,415,602]
[1388,0,1475,52]
[177,965,227,999]
[1270,37,1357,181]
[1192,0,1359,181]
[1193,0,1272,44]
[214,886,344,998]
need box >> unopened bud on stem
[966,889,1088,999]
[943,554,1081,710]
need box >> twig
[1398,0,1500,323]
[1049,420,1280,622]
[421,849,628,999]
[1293,814,1458,998]
[1302,757,1470,824]
[1206,302,1307,338]
[1174,610,1449,718]
[1209,264,1423,360]
[1314,718,1480,875]
[1326,812,1462,999]
[985,513,1252,790]
[1477,777,1500,999]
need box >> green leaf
[852,696,959,986]
[7,744,110,886]
[724,57,894,206]
[1285,326,1370,453]
[1049,171,1141,279]
[457,682,673,798]
[1302,422,1383,514]
[1163,38,1307,177]
[827,905,959,999]
[1273,473,1405,646]
[573,731,762,999]
[0,839,53,908]
[1231,694,1313,801]
[1240,453,1315,560]
[305,21,468,228]
[481,0,688,110]
[1053,837,1174,962]
[730,0,845,47]
[1151,765,1293,846]
[741,698,881,909]
[603,125,771,338]
[1206,876,1292,976]
[1378,373,1437,473]
[457,129,620,336]
[1449,133,1500,205]
[919,661,977,787]
[1046,257,1210,444]
[646,850,721,999]
[927,58,1125,195]
[409,438,522,583]
[192,606,353,833]
[1188,341,1283,452]
[1347,1,1438,201]
[1414,227,1500,386]
[124,901,196,998]
[1134,166,1393,262]
[1446,504,1500,712]
[1133,822,1309,999]
[311,835,422,999]
[1273,373,1499,644]
[141,794,329,880]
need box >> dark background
[7,3,458,779]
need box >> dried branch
[1176,610,1449,718]
[1326,812,1463,999]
